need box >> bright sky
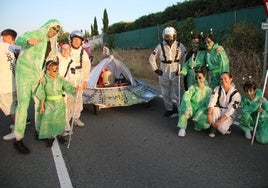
[0,0,183,36]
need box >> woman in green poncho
[204,34,230,89]
[36,60,79,149]
[177,69,212,137]
[14,19,61,154]
[239,81,268,144]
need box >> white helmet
[162,27,176,36]
[70,30,84,41]
[162,27,176,45]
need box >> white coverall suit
[149,41,186,111]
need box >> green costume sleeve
[62,78,76,95]
[181,61,189,76]
[241,89,263,113]
[35,80,46,101]
[180,86,194,114]
[207,44,230,72]
[261,97,268,111]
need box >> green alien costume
[177,84,212,130]
[239,89,268,144]
[35,74,76,139]
[181,50,206,90]
[14,19,60,139]
[205,43,230,89]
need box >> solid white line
[52,139,73,188]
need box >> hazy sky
[0,0,183,36]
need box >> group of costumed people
[148,26,268,143]
[1,19,91,154]
[1,20,268,155]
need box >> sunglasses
[51,26,60,33]
[195,76,203,80]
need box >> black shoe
[46,137,55,148]
[35,131,39,140]
[14,140,30,154]
[164,110,173,117]
[57,136,68,145]
[164,109,178,117]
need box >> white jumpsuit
[149,41,186,111]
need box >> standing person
[0,29,18,140]
[36,60,79,149]
[1,29,31,140]
[181,33,206,90]
[207,72,241,137]
[148,26,186,117]
[204,33,230,89]
[14,19,61,154]
[177,70,212,137]
[238,81,268,143]
[102,42,110,59]
[58,43,74,136]
[69,30,91,127]
[83,39,92,57]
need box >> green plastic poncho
[14,19,61,139]
[181,50,206,90]
[35,75,76,139]
[239,89,268,144]
[205,43,230,89]
[177,84,212,130]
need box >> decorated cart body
[83,55,160,112]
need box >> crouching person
[239,81,268,143]
[177,70,212,137]
[206,72,241,137]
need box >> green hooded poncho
[14,19,61,139]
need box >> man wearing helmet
[149,26,186,117]
[68,30,91,127]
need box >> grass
[91,46,267,97]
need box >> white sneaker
[209,127,216,138]
[178,129,186,137]
[245,131,252,140]
[74,119,85,127]
[226,128,232,135]
[3,131,15,140]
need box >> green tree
[93,17,99,35]
[91,25,94,36]
[102,9,109,33]
[84,30,90,38]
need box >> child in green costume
[239,81,268,144]
[36,60,80,149]
[14,19,61,154]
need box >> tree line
[106,0,262,34]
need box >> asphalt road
[0,97,268,188]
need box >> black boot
[35,131,39,140]
[46,137,55,149]
[57,135,68,145]
[14,140,30,154]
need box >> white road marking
[52,139,73,188]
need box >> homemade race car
[82,55,160,114]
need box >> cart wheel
[147,101,152,109]
[93,105,100,115]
